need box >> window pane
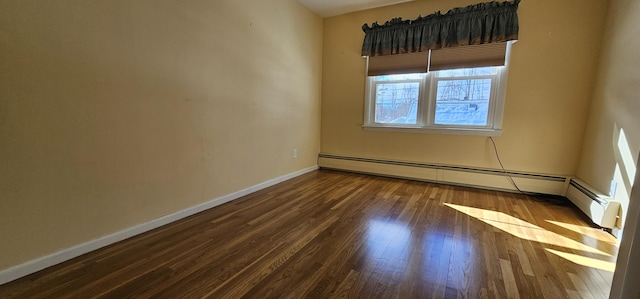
[374,73,424,81]
[436,67,498,78]
[434,79,491,126]
[375,82,420,124]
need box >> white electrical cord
[489,136,525,194]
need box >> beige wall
[321,0,607,176]
[590,0,640,295]
[0,0,322,270]
[576,0,640,229]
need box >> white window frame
[365,76,427,128]
[363,42,512,136]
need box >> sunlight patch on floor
[545,249,616,272]
[444,203,610,256]
[545,220,618,244]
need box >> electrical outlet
[292,148,298,158]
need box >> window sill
[362,125,502,136]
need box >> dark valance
[361,0,520,57]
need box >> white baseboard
[318,153,568,196]
[0,166,318,285]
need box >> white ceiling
[297,0,416,17]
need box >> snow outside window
[364,66,508,136]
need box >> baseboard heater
[318,153,569,196]
[566,178,620,229]
[318,153,621,230]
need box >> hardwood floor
[0,170,618,298]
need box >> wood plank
[0,170,618,298]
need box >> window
[363,42,513,136]
[370,74,423,125]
